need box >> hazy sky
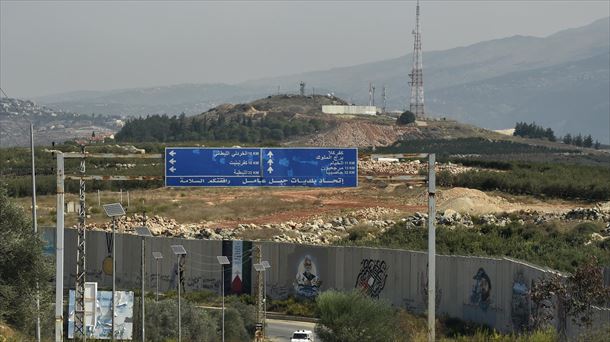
[1,0,609,98]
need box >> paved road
[266,318,318,342]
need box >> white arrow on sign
[169,166,176,173]
[169,159,176,165]
[267,151,274,158]
[267,166,273,173]
[169,150,176,157]
[267,159,273,166]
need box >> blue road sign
[165,147,357,187]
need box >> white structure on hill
[322,105,377,115]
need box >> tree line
[115,113,330,143]
[513,122,601,149]
[513,122,556,141]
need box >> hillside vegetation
[115,95,344,143]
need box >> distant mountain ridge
[34,17,610,142]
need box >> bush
[315,290,400,342]
[0,187,53,334]
[135,298,218,342]
[397,111,416,125]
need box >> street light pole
[152,252,163,302]
[216,256,230,342]
[102,203,125,342]
[177,254,181,342]
[135,226,152,342]
[171,245,187,342]
[261,260,271,337]
[112,216,116,342]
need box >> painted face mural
[354,259,388,299]
[511,271,531,331]
[294,255,322,298]
[470,268,492,311]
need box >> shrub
[135,298,218,342]
[397,110,416,125]
[315,290,399,342]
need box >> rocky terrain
[79,203,610,246]
[0,97,122,147]
[358,159,474,175]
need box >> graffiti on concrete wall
[269,283,291,299]
[354,259,388,298]
[511,271,531,332]
[294,255,322,299]
[418,263,442,311]
[470,268,492,311]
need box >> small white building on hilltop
[322,105,377,115]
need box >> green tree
[0,187,52,332]
[583,135,593,148]
[315,290,399,342]
[396,111,416,125]
[562,134,572,145]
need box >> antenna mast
[409,0,425,117]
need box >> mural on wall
[41,229,55,255]
[222,240,253,295]
[354,259,388,298]
[102,232,113,276]
[418,263,442,311]
[510,271,531,332]
[470,268,492,311]
[294,255,322,299]
[169,254,187,292]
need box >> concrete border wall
[43,228,609,337]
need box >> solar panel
[253,263,265,272]
[102,203,125,217]
[152,252,163,260]
[217,256,230,265]
[261,260,271,269]
[135,226,153,237]
[170,245,187,255]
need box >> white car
[290,329,315,342]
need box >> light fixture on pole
[261,261,271,337]
[171,245,187,342]
[216,256,230,342]
[152,252,163,302]
[135,226,152,342]
[102,203,125,342]
[253,263,267,339]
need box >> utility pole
[30,123,40,342]
[54,152,65,342]
[427,153,436,342]
[372,85,376,107]
[74,144,87,340]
